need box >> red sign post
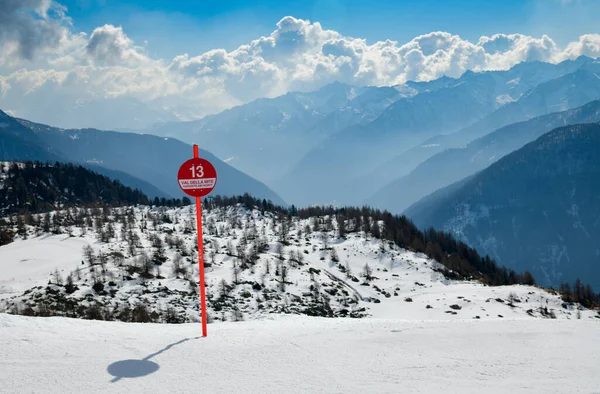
[177,144,217,337]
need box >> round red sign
[177,157,218,198]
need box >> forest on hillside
[0,161,153,213]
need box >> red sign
[178,145,215,337]
[177,157,217,198]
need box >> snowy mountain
[146,82,409,183]
[359,65,600,202]
[404,123,600,289]
[0,110,285,205]
[367,100,600,213]
[276,57,599,206]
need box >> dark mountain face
[367,100,600,214]
[0,111,61,163]
[0,110,286,205]
[0,161,152,214]
[404,123,600,289]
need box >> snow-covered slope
[1,204,595,323]
[2,313,599,394]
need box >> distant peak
[575,55,594,62]
[319,81,354,91]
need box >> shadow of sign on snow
[107,336,201,383]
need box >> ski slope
[1,313,599,394]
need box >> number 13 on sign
[190,164,204,178]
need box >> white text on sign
[179,178,216,189]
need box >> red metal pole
[193,144,207,337]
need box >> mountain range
[364,62,600,193]
[145,55,596,207]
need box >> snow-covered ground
[0,235,89,294]
[1,313,599,394]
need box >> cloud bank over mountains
[1,0,600,125]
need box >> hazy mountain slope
[147,81,450,184]
[277,59,599,206]
[148,82,372,183]
[0,112,169,200]
[457,67,600,142]
[367,100,600,213]
[363,58,600,192]
[0,111,285,205]
[25,122,285,205]
[277,75,504,206]
[82,164,171,200]
[405,123,600,288]
[0,110,62,163]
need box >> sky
[0,0,599,129]
[59,0,599,59]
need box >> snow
[1,313,599,393]
[0,235,90,295]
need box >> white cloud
[0,0,82,68]
[561,34,600,60]
[0,3,599,128]
[85,25,149,67]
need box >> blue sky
[62,0,600,60]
